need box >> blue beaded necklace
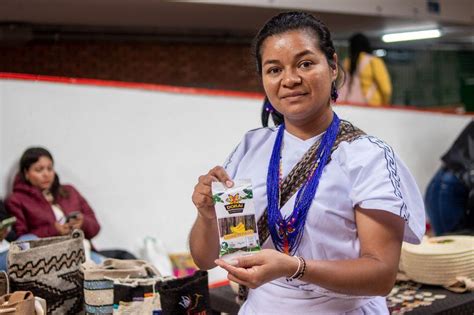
[267,112,340,255]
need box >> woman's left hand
[214,249,298,289]
[68,213,84,230]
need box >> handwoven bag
[7,230,85,315]
[112,277,162,314]
[0,271,9,297]
[0,291,35,315]
[157,270,210,315]
[81,258,160,314]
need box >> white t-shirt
[51,204,66,224]
[223,125,425,315]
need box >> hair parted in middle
[254,11,343,127]
[252,11,340,79]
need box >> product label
[212,179,261,261]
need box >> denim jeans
[0,233,38,271]
[425,168,468,235]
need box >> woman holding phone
[5,147,103,262]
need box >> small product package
[212,179,261,262]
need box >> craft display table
[209,282,474,315]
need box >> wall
[0,77,471,280]
[0,41,261,92]
[2,41,473,108]
[0,78,262,255]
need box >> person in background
[189,12,424,314]
[425,121,474,235]
[0,201,15,270]
[0,200,36,271]
[5,147,103,263]
[340,33,392,106]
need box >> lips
[281,92,308,100]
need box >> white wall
[0,79,262,256]
[334,106,470,193]
[0,78,470,265]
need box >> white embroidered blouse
[223,124,425,315]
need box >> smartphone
[65,211,81,223]
[0,216,16,230]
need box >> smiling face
[260,29,338,127]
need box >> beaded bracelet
[286,256,306,282]
[286,256,301,282]
[295,256,306,280]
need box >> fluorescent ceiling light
[373,49,387,57]
[382,29,441,43]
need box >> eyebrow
[262,49,316,66]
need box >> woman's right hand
[54,221,72,235]
[192,166,233,220]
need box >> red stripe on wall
[0,72,264,100]
[0,72,471,116]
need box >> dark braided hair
[261,97,284,127]
[253,12,342,126]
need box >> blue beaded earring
[331,81,338,102]
[265,100,275,113]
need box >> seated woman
[5,147,103,263]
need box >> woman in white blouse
[189,11,425,315]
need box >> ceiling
[0,1,473,49]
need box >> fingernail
[226,180,233,188]
[228,259,239,266]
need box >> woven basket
[400,235,474,285]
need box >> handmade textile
[223,120,425,314]
[82,259,160,314]
[8,230,85,315]
[157,270,210,315]
[112,278,161,314]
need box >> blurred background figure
[5,147,104,263]
[0,200,17,271]
[340,33,392,106]
[425,121,474,235]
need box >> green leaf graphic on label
[242,188,253,200]
[213,193,224,203]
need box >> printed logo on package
[212,179,261,262]
[214,189,253,214]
